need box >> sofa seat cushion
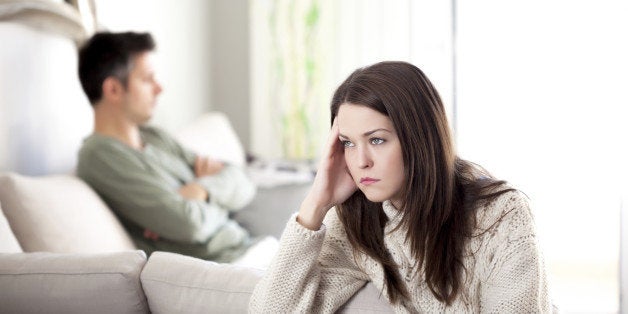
[0,250,148,314]
[0,172,136,252]
[0,204,21,253]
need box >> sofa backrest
[0,172,136,253]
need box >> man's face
[122,52,162,125]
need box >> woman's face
[337,103,405,208]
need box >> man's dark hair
[78,31,155,105]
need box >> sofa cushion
[0,172,136,252]
[0,250,148,314]
[141,251,393,313]
[339,283,394,313]
[0,204,22,253]
[175,112,246,166]
[141,251,264,313]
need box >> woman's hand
[297,118,358,230]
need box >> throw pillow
[0,203,22,253]
[174,112,246,166]
[0,172,136,252]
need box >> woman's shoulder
[473,188,536,239]
[322,207,347,234]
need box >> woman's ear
[101,77,124,102]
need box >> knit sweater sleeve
[249,210,370,313]
[478,191,554,313]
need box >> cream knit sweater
[249,190,554,313]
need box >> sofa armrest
[0,250,148,314]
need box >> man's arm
[151,127,256,210]
[195,164,256,210]
[78,147,229,244]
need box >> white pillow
[0,250,148,313]
[174,112,246,166]
[0,203,22,253]
[0,173,136,253]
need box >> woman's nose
[358,147,373,169]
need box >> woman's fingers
[323,118,340,159]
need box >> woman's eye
[370,138,385,145]
[341,140,354,147]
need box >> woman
[250,61,554,313]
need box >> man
[76,31,257,263]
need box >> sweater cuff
[284,213,327,240]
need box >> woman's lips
[360,177,380,185]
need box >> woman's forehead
[337,103,393,134]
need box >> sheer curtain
[250,0,452,159]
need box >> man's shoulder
[77,133,141,177]
[79,133,114,158]
[140,125,173,141]
[140,125,190,159]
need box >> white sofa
[0,112,393,313]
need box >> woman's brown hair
[331,61,513,304]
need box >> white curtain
[250,0,452,159]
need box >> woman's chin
[362,192,387,203]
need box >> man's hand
[194,156,224,178]
[143,229,159,241]
[178,182,209,201]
